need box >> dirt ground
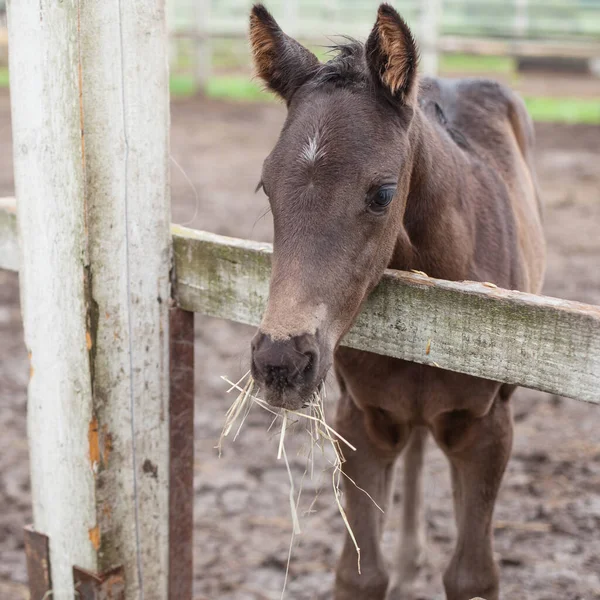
[1,88,600,600]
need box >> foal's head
[250,3,419,409]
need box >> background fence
[1,1,600,98]
[165,0,600,89]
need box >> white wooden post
[515,0,529,39]
[283,0,299,37]
[193,0,211,93]
[7,1,172,599]
[420,0,441,76]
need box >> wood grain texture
[172,226,600,404]
[7,1,171,598]
[8,2,99,595]
[78,2,171,596]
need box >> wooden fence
[2,201,599,405]
[168,0,600,89]
[1,2,599,599]
[6,2,174,598]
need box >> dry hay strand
[218,371,383,596]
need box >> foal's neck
[390,107,472,279]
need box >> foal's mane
[310,39,370,90]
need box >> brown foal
[247,4,546,599]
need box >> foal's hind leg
[334,393,408,600]
[386,427,428,599]
[433,392,513,600]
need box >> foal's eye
[368,185,396,213]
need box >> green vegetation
[2,64,598,125]
[206,75,271,102]
[208,38,366,70]
[170,74,199,98]
[523,96,600,124]
[439,53,515,74]
[198,44,516,75]
[173,73,600,125]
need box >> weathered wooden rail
[172,226,600,404]
[3,200,599,404]
[169,0,600,90]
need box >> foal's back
[418,76,546,294]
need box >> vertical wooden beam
[419,0,441,76]
[514,0,529,39]
[193,0,211,93]
[282,0,299,37]
[168,308,195,600]
[8,1,171,598]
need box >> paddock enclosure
[1,2,600,600]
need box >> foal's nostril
[251,331,319,388]
[302,350,316,375]
[264,365,286,386]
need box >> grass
[440,53,515,74]
[174,73,600,125]
[2,64,598,125]
[523,96,600,125]
[170,73,199,98]
[205,75,271,102]
[206,42,518,75]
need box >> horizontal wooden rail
[172,26,600,59]
[1,201,599,403]
[172,225,600,404]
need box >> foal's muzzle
[251,331,320,409]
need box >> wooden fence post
[7,1,176,598]
[420,0,441,76]
[514,0,529,39]
[193,0,212,93]
[282,0,299,37]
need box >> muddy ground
[1,89,600,600]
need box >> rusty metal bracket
[168,307,195,600]
[73,565,125,600]
[24,525,52,599]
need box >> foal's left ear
[250,4,320,102]
[366,4,419,105]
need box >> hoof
[335,573,388,600]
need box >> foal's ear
[250,4,320,102]
[366,4,419,105]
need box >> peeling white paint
[8,2,171,598]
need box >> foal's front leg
[433,393,513,600]
[334,393,407,600]
[386,427,428,599]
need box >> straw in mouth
[218,370,384,597]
